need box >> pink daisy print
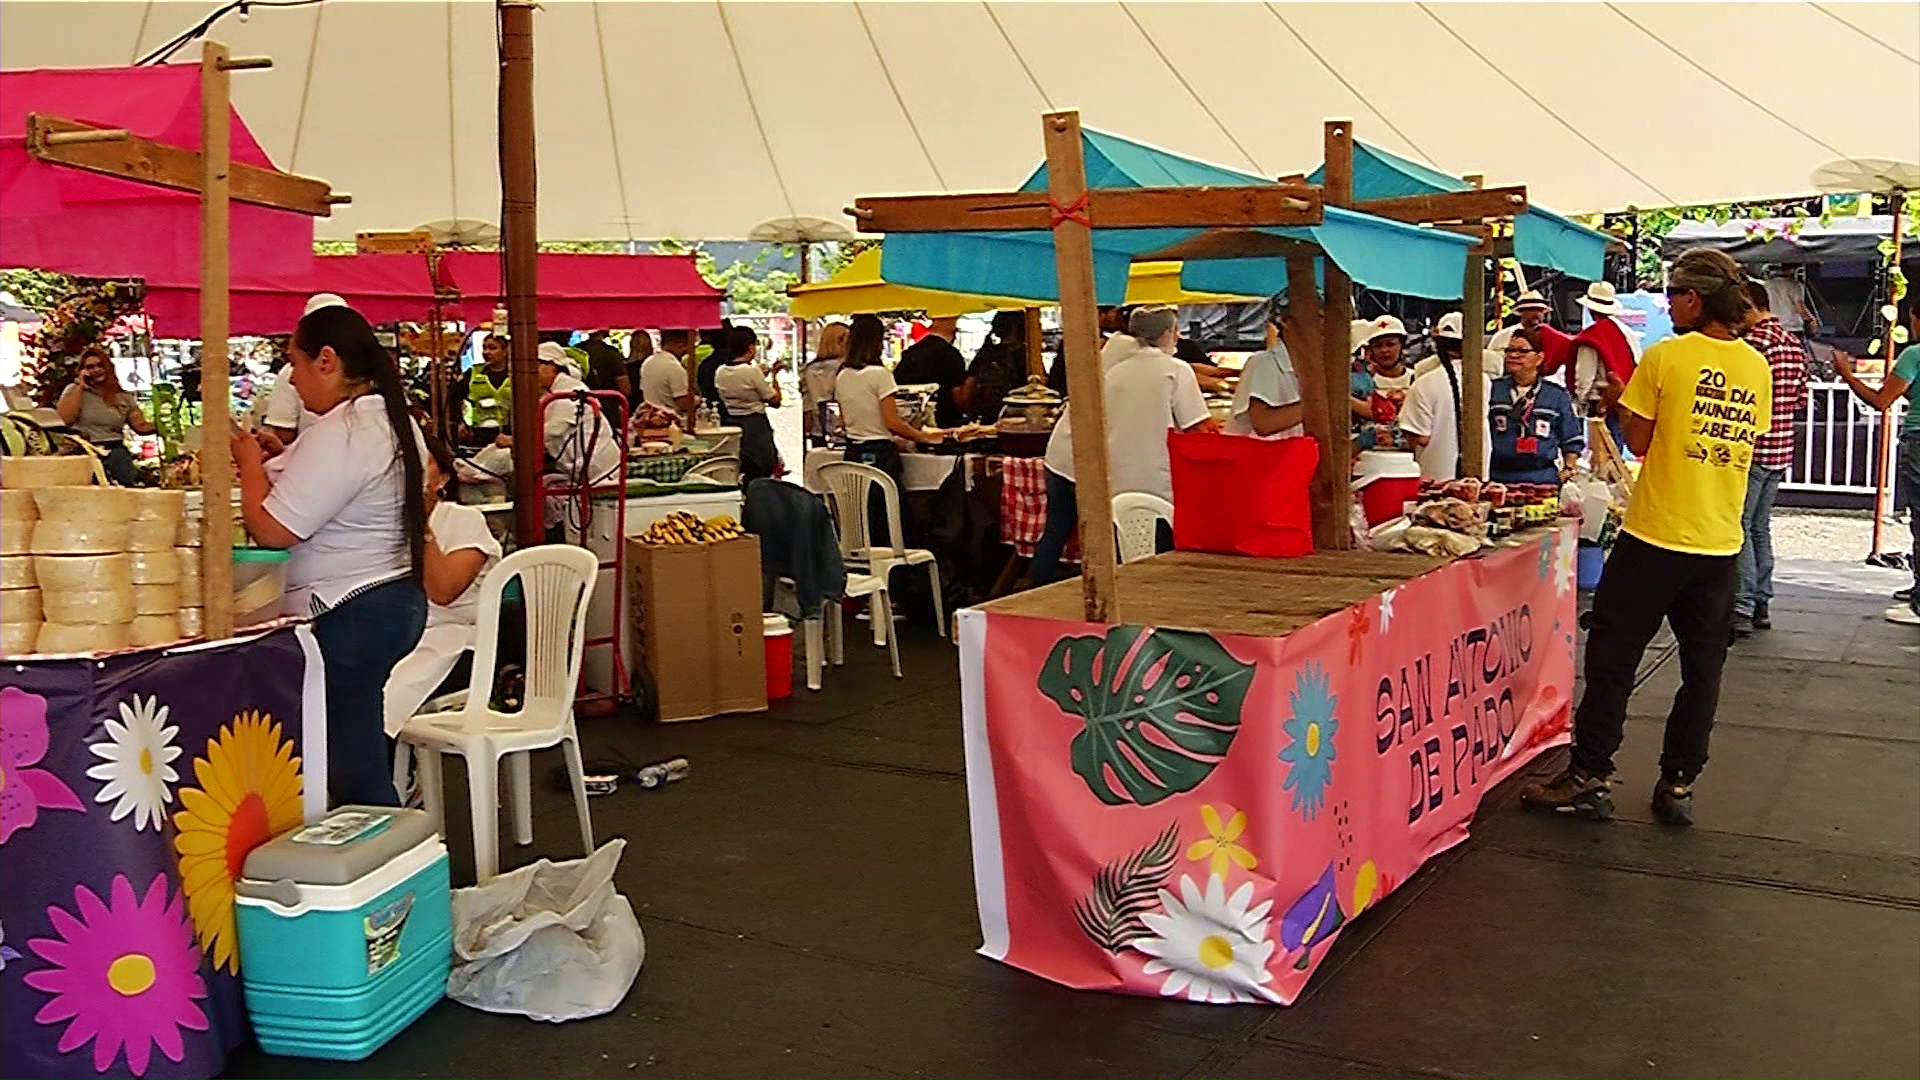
[23,873,210,1076]
[1,686,86,844]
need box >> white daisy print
[1133,874,1280,1004]
[1378,589,1397,633]
[1554,533,1578,595]
[86,695,182,831]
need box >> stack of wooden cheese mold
[2,456,99,655]
[175,498,210,637]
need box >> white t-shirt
[1397,362,1493,482]
[1765,278,1806,332]
[425,500,502,630]
[835,365,898,442]
[1225,344,1304,438]
[1044,335,1140,479]
[542,372,622,484]
[715,362,776,418]
[261,366,320,434]
[265,395,424,613]
[638,351,691,412]
[1087,345,1210,503]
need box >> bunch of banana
[638,511,747,546]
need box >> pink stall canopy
[439,252,724,330]
[0,64,316,281]
[141,254,454,337]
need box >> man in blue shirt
[1488,326,1584,485]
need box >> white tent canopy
[4,1,1915,241]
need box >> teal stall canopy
[879,129,1473,306]
[1307,142,1610,280]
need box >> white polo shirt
[261,366,320,434]
[1225,343,1304,438]
[264,394,425,614]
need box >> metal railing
[1783,380,1909,496]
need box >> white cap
[302,292,347,316]
[1361,315,1408,346]
[536,341,568,366]
[1434,312,1464,341]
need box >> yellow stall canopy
[788,249,1253,319]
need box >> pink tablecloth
[998,456,1077,562]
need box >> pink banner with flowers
[957,525,1577,1005]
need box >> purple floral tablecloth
[2,627,310,1079]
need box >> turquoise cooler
[235,806,451,1061]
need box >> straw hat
[1574,282,1623,316]
[1513,290,1551,312]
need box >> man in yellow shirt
[1523,249,1772,826]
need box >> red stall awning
[438,252,723,330]
[0,64,315,281]
[142,254,454,338]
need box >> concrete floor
[227,558,1920,1079]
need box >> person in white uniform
[1226,302,1304,437]
[1029,306,1214,585]
[384,433,503,735]
[1397,311,1495,481]
[232,303,429,807]
[494,342,623,531]
[714,324,782,480]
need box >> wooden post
[1319,120,1356,550]
[1023,307,1045,377]
[1042,111,1118,622]
[199,41,235,641]
[1460,174,1488,481]
[499,0,543,546]
[1870,190,1904,558]
[1285,256,1340,550]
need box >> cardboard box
[626,536,767,722]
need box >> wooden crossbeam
[850,183,1323,233]
[26,113,345,218]
[1355,185,1527,225]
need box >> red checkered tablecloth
[998,455,1077,562]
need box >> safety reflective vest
[466,366,512,428]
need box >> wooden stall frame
[25,42,347,641]
[850,114,1536,620]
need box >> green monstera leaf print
[1038,626,1255,806]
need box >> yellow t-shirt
[1619,333,1772,556]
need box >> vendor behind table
[231,302,430,808]
[833,314,945,529]
[715,324,782,481]
[56,342,155,486]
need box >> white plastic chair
[815,460,944,646]
[396,544,599,881]
[785,572,899,690]
[684,455,740,484]
[1113,493,1174,564]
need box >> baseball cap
[302,292,347,316]
[1361,315,1407,345]
[1434,312,1463,340]
[536,341,569,367]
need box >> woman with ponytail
[232,303,429,807]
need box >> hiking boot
[1752,601,1771,630]
[1651,775,1695,827]
[1520,765,1614,821]
[1730,612,1755,639]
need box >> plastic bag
[446,839,644,1022]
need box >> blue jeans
[1735,464,1784,617]
[310,576,427,807]
[1029,470,1079,587]
[1901,430,1920,613]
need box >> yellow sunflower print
[171,712,302,974]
